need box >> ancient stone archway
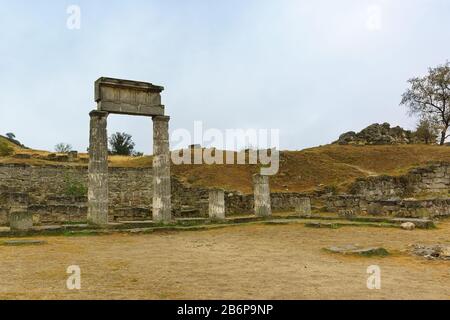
[88,77,171,225]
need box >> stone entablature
[95,77,165,117]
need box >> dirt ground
[1,221,450,300]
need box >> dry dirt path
[1,222,450,300]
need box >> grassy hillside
[0,136,16,156]
[171,145,450,193]
[1,142,449,194]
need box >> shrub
[55,143,73,153]
[63,174,87,197]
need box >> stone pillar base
[253,174,272,217]
[295,197,312,216]
[209,189,225,220]
[9,211,33,231]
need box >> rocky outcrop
[334,123,414,145]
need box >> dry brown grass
[172,145,450,193]
[1,221,449,300]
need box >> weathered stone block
[68,151,78,162]
[95,77,165,117]
[209,189,225,220]
[295,197,311,216]
[253,174,271,217]
[9,211,33,231]
[367,202,383,215]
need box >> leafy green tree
[414,118,438,144]
[401,61,450,145]
[109,132,135,155]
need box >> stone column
[209,189,225,220]
[87,110,109,225]
[295,197,312,216]
[152,115,172,222]
[253,174,272,217]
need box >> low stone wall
[326,195,450,218]
[348,162,450,200]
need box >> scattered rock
[392,218,435,229]
[410,244,450,260]
[401,222,415,230]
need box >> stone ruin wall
[348,162,450,200]
[0,163,154,224]
[0,163,304,224]
[3,161,447,224]
[325,195,450,218]
[326,162,450,217]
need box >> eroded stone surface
[209,189,225,220]
[1,239,47,246]
[95,77,164,117]
[401,222,415,230]
[9,211,33,231]
[326,245,389,256]
[411,244,450,260]
[295,197,311,216]
[87,110,109,225]
[253,174,272,217]
[152,116,172,222]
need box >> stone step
[299,214,435,229]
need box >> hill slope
[1,143,449,194]
[171,145,450,193]
[0,136,17,156]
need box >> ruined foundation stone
[87,110,109,225]
[209,189,225,220]
[253,174,272,217]
[152,115,172,222]
[295,197,312,216]
[9,211,33,231]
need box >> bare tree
[400,61,450,145]
[55,143,73,153]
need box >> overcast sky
[1,0,449,153]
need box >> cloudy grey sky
[1,0,449,153]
